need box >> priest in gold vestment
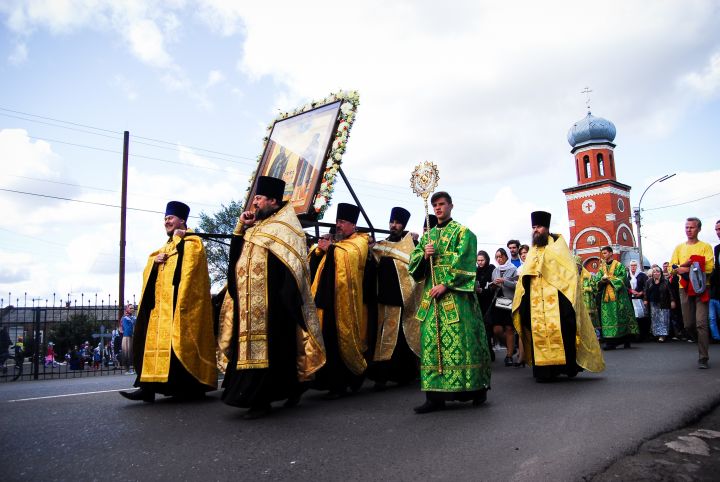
[512,211,604,382]
[218,176,325,419]
[309,203,376,399]
[366,207,422,390]
[120,201,217,402]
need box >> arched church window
[584,155,591,178]
[597,153,605,176]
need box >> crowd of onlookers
[477,217,720,369]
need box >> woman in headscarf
[489,248,519,366]
[476,250,496,361]
[644,265,675,342]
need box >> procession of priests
[130,172,720,418]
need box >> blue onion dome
[567,112,616,148]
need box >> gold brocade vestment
[310,232,370,375]
[371,233,422,359]
[217,203,325,381]
[512,234,604,372]
[137,230,217,387]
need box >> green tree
[198,199,243,289]
[49,314,98,356]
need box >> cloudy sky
[1,0,719,308]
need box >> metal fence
[0,294,136,383]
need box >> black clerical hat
[530,211,551,228]
[423,214,438,229]
[389,207,411,226]
[165,201,190,221]
[336,203,360,224]
[256,176,286,202]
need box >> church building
[563,110,638,272]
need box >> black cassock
[221,236,305,408]
[309,244,377,393]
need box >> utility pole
[119,131,129,323]
[635,173,675,269]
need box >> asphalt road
[2,340,720,481]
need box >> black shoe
[243,405,272,420]
[119,388,155,403]
[699,358,709,369]
[322,390,345,400]
[504,356,513,367]
[623,341,632,349]
[373,381,387,392]
[472,390,488,406]
[283,393,302,408]
[413,400,445,414]
[513,361,526,368]
[602,343,616,351]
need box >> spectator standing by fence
[0,327,10,374]
[121,304,136,375]
[12,337,24,380]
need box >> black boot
[119,388,155,403]
[413,399,445,414]
[472,389,488,406]
[243,404,272,420]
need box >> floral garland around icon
[244,90,360,219]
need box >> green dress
[592,260,639,339]
[408,220,491,393]
[581,268,600,330]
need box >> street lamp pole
[634,173,676,269]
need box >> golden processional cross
[410,161,444,374]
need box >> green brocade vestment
[408,220,491,392]
[593,260,639,339]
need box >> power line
[26,135,245,174]
[4,174,219,208]
[2,105,470,200]
[643,191,720,211]
[0,106,254,161]
[0,187,202,218]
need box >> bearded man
[218,176,325,418]
[512,211,604,382]
[367,207,422,390]
[309,203,376,399]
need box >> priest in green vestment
[593,245,639,350]
[408,191,491,414]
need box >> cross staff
[410,161,443,374]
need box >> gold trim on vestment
[372,233,423,358]
[310,232,369,375]
[598,260,619,302]
[139,231,217,387]
[512,234,604,372]
[218,204,325,380]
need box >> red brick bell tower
[562,109,635,272]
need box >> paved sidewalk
[592,401,720,481]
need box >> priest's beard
[334,231,352,241]
[532,231,549,247]
[255,205,279,221]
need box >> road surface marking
[7,388,127,403]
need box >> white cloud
[8,41,27,64]
[682,51,720,99]
[186,1,720,188]
[127,17,173,68]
